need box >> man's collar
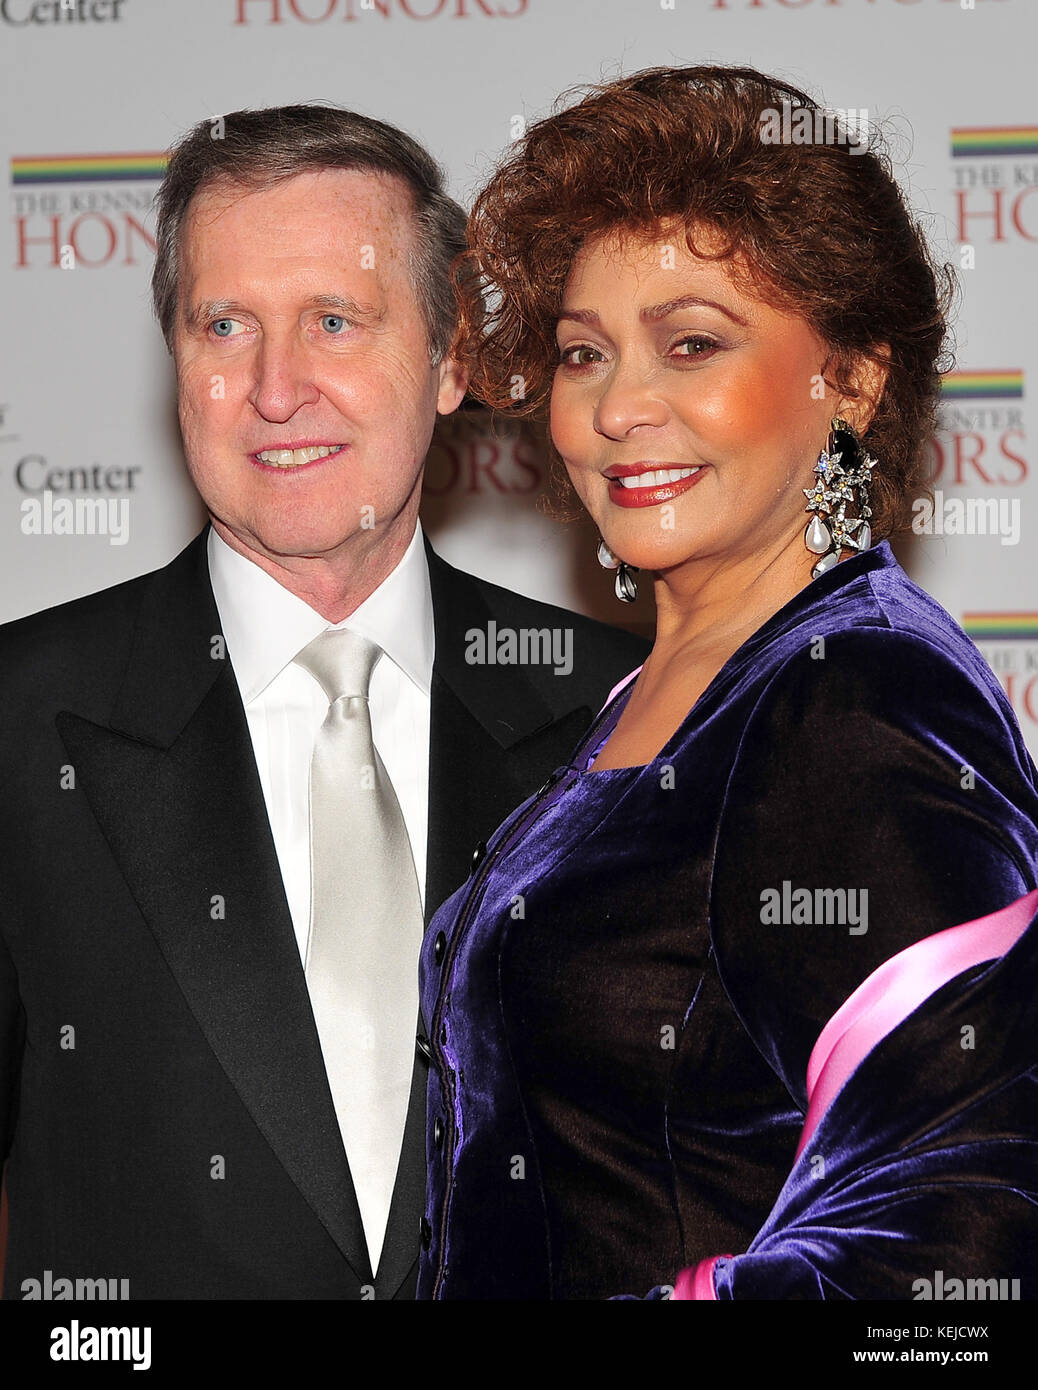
[207,522,434,705]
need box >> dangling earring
[597,537,639,603]
[803,416,877,579]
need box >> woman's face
[550,224,847,578]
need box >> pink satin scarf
[673,888,1038,1300]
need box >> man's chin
[216,522,346,563]
[212,514,413,568]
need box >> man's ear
[837,345,890,436]
[435,353,469,416]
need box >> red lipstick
[604,462,706,509]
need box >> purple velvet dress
[417,542,1038,1300]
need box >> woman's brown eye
[560,345,602,367]
[674,336,717,356]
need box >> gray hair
[151,104,467,364]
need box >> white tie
[294,628,423,1274]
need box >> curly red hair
[453,64,952,538]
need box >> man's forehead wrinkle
[185,169,402,229]
[184,188,412,273]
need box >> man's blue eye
[322,315,346,333]
[212,319,235,337]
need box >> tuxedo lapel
[421,537,591,920]
[54,530,372,1287]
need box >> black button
[537,768,563,796]
[420,1216,432,1250]
[433,1116,445,1149]
[416,1033,432,1061]
[440,1024,447,1045]
[470,841,488,874]
[433,930,446,965]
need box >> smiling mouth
[603,463,707,509]
[253,444,346,469]
[608,466,701,488]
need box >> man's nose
[593,359,669,440]
[248,332,321,421]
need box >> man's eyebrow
[556,295,750,328]
[184,294,385,331]
[305,293,385,324]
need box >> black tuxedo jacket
[0,527,647,1300]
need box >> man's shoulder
[475,571,646,650]
[426,544,649,712]
[0,531,207,698]
[430,547,646,640]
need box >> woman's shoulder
[739,543,1026,761]
[706,546,1038,1106]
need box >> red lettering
[927,431,1027,487]
[288,0,336,17]
[999,430,1028,484]
[511,435,544,494]
[68,214,117,268]
[923,434,944,484]
[465,438,509,493]
[955,189,1006,244]
[952,432,993,486]
[121,215,156,266]
[234,0,283,20]
[14,216,62,268]
[421,439,460,496]
[1007,674,1038,726]
[1026,677,1038,726]
[1010,186,1038,241]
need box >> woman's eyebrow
[556,295,750,327]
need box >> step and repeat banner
[2,0,1035,749]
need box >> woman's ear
[838,345,890,436]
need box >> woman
[417,66,1038,1300]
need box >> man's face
[173,168,465,573]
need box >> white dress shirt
[207,522,433,963]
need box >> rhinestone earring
[597,537,639,603]
[803,417,877,579]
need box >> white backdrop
[2,0,1036,747]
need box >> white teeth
[255,444,343,467]
[615,466,701,488]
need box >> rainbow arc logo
[950,127,1038,159]
[963,614,1038,642]
[11,154,168,186]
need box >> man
[0,107,647,1300]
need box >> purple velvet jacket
[417,542,1038,1300]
